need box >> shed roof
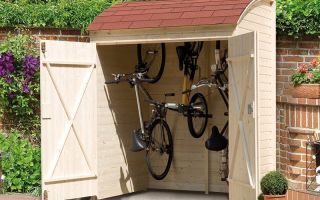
[88,0,252,31]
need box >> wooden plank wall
[96,45,148,199]
[96,41,228,197]
[145,42,228,193]
[234,0,276,195]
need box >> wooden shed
[40,0,276,199]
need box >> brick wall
[0,27,90,43]
[276,36,320,198]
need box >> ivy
[0,0,115,33]
[0,131,41,195]
[277,0,320,38]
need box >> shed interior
[97,40,229,198]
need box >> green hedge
[277,0,320,37]
[0,0,115,33]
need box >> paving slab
[105,190,228,200]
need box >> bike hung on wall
[165,42,212,138]
[105,43,174,180]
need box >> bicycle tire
[187,93,208,138]
[146,119,173,180]
[137,43,166,84]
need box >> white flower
[0,175,5,181]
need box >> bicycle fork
[131,83,147,152]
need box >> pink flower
[298,64,308,73]
[311,58,319,68]
[307,73,314,80]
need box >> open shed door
[228,32,258,200]
[40,41,97,199]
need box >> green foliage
[291,58,320,85]
[0,131,41,194]
[0,33,40,144]
[258,193,264,200]
[0,0,114,33]
[260,171,288,195]
[277,0,320,37]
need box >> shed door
[40,41,97,199]
[228,32,258,200]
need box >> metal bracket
[41,42,46,55]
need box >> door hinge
[43,190,48,200]
[248,102,255,117]
[41,42,46,55]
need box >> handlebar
[105,80,120,84]
[105,72,157,85]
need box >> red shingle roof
[88,0,251,31]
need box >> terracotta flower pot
[290,84,320,99]
[264,194,286,200]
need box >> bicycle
[105,43,173,180]
[106,73,174,180]
[168,41,212,138]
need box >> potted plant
[260,171,288,200]
[290,58,320,98]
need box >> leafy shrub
[0,130,41,194]
[277,0,320,38]
[258,193,264,200]
[261,171,288,195]
[291,57,320,85]
[0,0,115,33]
[0,33,40,143]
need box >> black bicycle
[105,43,173,180]
[174,42,211,138]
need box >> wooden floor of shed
[105,190,228,200]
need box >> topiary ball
[261,171,288,195]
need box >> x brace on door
[227,53,255,189]
[43,60,97,184]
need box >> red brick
[283,56,304,62]
[282,69,296,76]
[298,41,320,49]
[277,62,297,69]
[313,107,319,129]
[307,107,313,128]
[302,106,307,128]
[305,56,318,62]
[277,49,288,55]
[277,41,297,48]
[287,49,309,55]
[310,50,320,55]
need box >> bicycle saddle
[205,126,228,151]
[176,46,187,71]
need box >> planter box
[290,84,320,99]
[264,194,286,200]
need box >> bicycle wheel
[187,93,208,138]
[146,119,173,180]
[137,43,166,84]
